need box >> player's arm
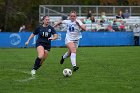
[25,33,35,46]
[48,27,58,40]
[79,24,86,31]
[48,34,58,40]
[76,20,86,31]
[53,21,63,28]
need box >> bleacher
[49,16,140,31]
[39,5,140,31]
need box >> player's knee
[43,51,48,58]
[68,45,76,53]
[71,48,76,53]
[38,53,44,59]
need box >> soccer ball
[63,68,72,77]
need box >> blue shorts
[36,42,51,51]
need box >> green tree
[0,0,139,32]
[128,0,140,5]
[100,0,117,5]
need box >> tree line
[0,0,140,32]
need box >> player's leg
[60,49,71,64]
[63,49,71,59]
[31,46,45,76]
[60,38,71,64]
[36,50,49,71]
[40,50,49,65]
[66,42,79,71]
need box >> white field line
[16,76,35,82]
[10,69,31,75]
[9,69,36,82]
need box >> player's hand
[25,41,29,46]
[48,38,53,40]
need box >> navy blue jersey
[33,25,56,44]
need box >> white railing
[39,5,140,17]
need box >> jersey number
[69,26,75,32]
[42,32,48,37]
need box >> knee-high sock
[63,52,69,59]
[33,57,42,70]
[70,53,76,67]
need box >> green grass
[0,47,140,93]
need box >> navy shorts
[36,42,51,51]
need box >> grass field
[0,47,140,93]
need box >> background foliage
[0,0,140,32]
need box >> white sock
[63,52,68,59]
[70,53,76,67]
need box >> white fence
[39,5,140,17]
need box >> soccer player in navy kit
[25,16,58,76]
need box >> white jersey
[62,19,83,40]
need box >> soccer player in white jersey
[54,11,86,71]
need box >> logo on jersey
[9,33,21,45]
[48,29,51,32]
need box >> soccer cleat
[31,69,36,76]
[60,56,65,64]
[73,66,79,71]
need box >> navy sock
[33,57,42,70]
